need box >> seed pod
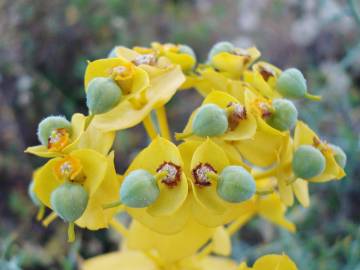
[276,68,307,99]
[217,166,256,203]
[120,169,160,208]
[329,144,347,168]
[37,116,72,146]
[86,77,122,114]
[266,99,298,131]
[208,41,234,62]
[107,46,121,58]
[28,180,41,207]
[51,182,88,222]
[192,104,228,137]
[292,145,326,179]
[179,44,196,60]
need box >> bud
[86,77,122,114]
[107,46,121,58]
[292,145,326,179]
[329,144,347,168]
[37,116,72,146]
[208,41,234,62]
[51,182,88,222]
[217,166,256,203]
[276,68,307,99]
[266,99,298,131]
[192,104,228,137]
[120,169,160,208]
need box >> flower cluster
[26,41,347,269]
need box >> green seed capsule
[329,144,347,168]
[28,180,41,207]
[292,145,326,179]
[179,44,196,60]
[120,169,160,208]
[217,166,256,203]
[51,182,88,222]
[276,68,307,99]
[192,104,228,137]
[86,77,122,115]
[208,41,234,62]
[37,116,72,146]
[266,99,298,131]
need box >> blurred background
[0,0,359,269]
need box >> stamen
[47,128,70,151]
[133,54,156,66]
[312,136,331,154]
[192,163,217,187]
[110,62,134,82]
[227,102,247,130]
[156,162,181,187]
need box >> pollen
[54,156,83,181]
[257,101,273,118]
[227,102,247,130]
[48,128,70,151]
[133,54,157,66]
[156,162,181,187]
[111,62,134,81]
[192,163,217,187]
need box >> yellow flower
[151,42,196,72]
[239,254,297,270]
[126,220,219,263]
[210,47,260,78]
[294,121,346,182]
[243,61,282,99]
[178,139,255,227]
[179,91,257,142]
[25,113,86,158]
[121,137,189,234]
[86,49,185,132]
[33,149,119,230]
[230,189,296,233]
[252,135,310,207]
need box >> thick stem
[304,93,322,102]
[36,205,45,221]
[68,222,76,243]
[143,115,158,140]
[155,106,171,140]
[42,212,58,227]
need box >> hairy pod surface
[329,144,347,168]
[192,104,228,137]
[292,145,326,179]
[120,169,160,208]
[217,166,256,203]
[208,41,234,61]
[86,77,122,115]
[276,68,307,99]
[266,99,298,131]
[51,182,89,222]
[37,116,72,146]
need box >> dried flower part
[133,54,157,66]
[47,128,70,151]
[156,162,181,187]
[227,102,247,130]
[232,48,251,64]
[54,156,84,181]
[192,163,217,187]
[258,64,276,81]
[258,101,273,118]
[312,136,331,154]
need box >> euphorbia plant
[26,41,346,270]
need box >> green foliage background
[0,0,359,269]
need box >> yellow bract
[25,113,86,158]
